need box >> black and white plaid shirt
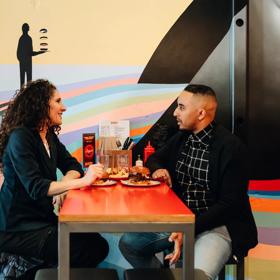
[175,123,214,215]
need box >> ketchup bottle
[144,141,155,164]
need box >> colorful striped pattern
[56,76,185,161]
[57,73,280,279]
[0,66,279,279]
[246,180,280,279]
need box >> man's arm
[195,142,249,235]
[146,142,173,186]
[146,132,183,173]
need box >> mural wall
[0,0,189,158]
[0,0,279,279]
[0,1,190,277]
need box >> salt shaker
[135,155,143,167]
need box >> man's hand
[164,232,183,265]
[152,169,172,186]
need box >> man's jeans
[119,227,232,280]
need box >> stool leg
[218,266,226,280]
[236,258,245,280]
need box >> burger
[129,166,150,183]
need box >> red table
[59,182,195,280]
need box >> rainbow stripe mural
[246,180,280,279]
[0,66,186,158]
[1,66,280,279]
[49,68,186,162]
[1,65,280,279]
[56,68,280,279]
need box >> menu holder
[82,133,95,168]
[98,136,118,153]
[106,150,132,169]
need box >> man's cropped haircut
[184,84,216,98]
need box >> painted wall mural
[134,0,247,163]
[17,23,48,87]
[0,0,279,279]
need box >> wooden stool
[218,256,244,280]
[124,268,181,280]
[124,256,245,280]
[35,268,119,280]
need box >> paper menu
[99,120,130,147]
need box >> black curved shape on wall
[139,0,246,83]
[247,0,280,179]
[133,0,247,163]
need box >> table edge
[59,214,195,223]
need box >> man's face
[173,91,199,131]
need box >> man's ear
[198,109,206,121]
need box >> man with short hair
[119,84,257,280]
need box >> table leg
[183,223,195,280]
[58,222,70,280]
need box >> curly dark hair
[0,79,61,165]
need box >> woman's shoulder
[10,126,34,136]
[47,130,59,142]
[9,126,37,143]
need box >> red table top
[59,182,194,223]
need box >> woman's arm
[52,170,82,211]
[7,128,102,199]
[62,170,81,181]
[47,164,103,196]
[54,134,84,177]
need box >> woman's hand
[53,192,67,213]
[152,169,172,186]
[83,163,104,185]
[48,164,104,196]
[164,232,183,265]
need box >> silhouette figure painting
[17,23,47,87]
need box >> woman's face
[48,90,66,126]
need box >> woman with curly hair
[0,79,109,273]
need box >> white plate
[92,180,117,187]
[120,179,161,187]
[108,174,129,180]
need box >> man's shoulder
[168,130,190,144]
[213,125,241,142]
[212,124,246,151]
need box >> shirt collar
[191,122,214,146]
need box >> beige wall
[0,0,192,64]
